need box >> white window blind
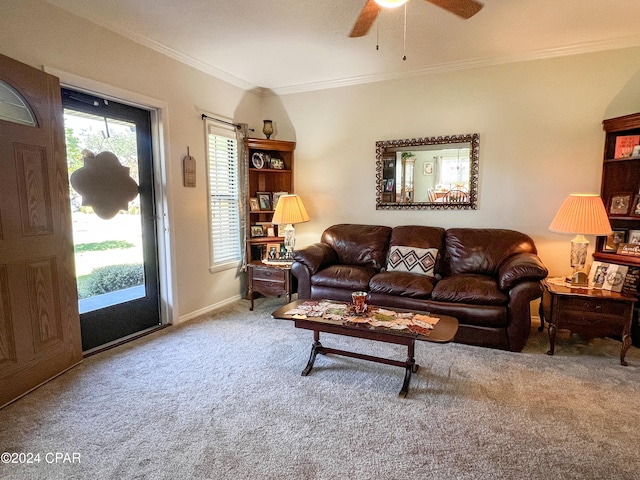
[206,123,241,270]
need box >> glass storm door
[61,88,160,351]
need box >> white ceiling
[45,0,640,95]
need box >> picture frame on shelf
[249,197,260,212]
[632,145,640,158]
[628,229,640,245]
[251,152,265,169]
[631,195,640,217]
[608,192,633,216]
[250,225,265,237]
[270,157,284,170]
[265,242,283,260]
[277,224,286,237]
[267,227,275,237]
[272,191,288,211]
[256,192,272,210]
[603,230,626,252]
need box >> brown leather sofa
[291,224,548,352]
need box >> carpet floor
[1,297,639,480]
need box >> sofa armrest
[293,243,338,275]
[498,253,548,290]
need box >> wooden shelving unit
[245,138,296,263]
[593,113,640,267]
[593,113,640,347]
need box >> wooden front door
[0,53,82,408]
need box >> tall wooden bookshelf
[245,138,296,263]
[593,112,640,346]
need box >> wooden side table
[539,279,635,365]
[247,261,294,311]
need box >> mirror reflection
[376,134,479,210]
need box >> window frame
[205,121,242,273]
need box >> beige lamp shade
[271,194,310,225]
[549,194,612,235]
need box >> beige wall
[266,49,640,278]
[1,0,266,321]
[4,0,640,321]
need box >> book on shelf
[614,135,640,159]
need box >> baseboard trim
[177,294,243,324]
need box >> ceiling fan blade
[426,0,484,19]
[349,0,381,38]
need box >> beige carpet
[1,297,639,480]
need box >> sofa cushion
[386,246,438,277]
[321,224,392,270]
[389,225,446,274]
[445,228,538,276]
[311,264,376,291]
[430,274,508,306]
[369,271,437,298]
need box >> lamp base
[570,234,589,269]
[282,224,295,259]
[564,234,589,286]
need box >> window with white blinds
[206,123,241,270]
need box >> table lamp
[548,193,612,283]
[271,194,310,259]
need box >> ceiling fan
[349,0,484,38]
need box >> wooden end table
[247,261,294,311]
[539,279,636,366]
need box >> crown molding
[268,35,640,96]
[83,14,640,98]
[97,20,258,92]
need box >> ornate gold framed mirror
[375,133,479,210]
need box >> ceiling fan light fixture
[374,0,409,8]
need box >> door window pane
[0,80,37,126]
[64,109,144,313]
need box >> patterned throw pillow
[386,246,438,277]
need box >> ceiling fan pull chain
[402,3,407,61]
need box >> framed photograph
[628,229,640,245]
[267,227,275,237]
[423,162,434,175]
[632,145,640,158]
[249,197,260,212]
[588,261,608,287]
[384,178,395,192]
[251,152,265,169]
[608,192,633,216]
[277,224,286,237]
[631,195,640,217]
[250,225,265,237]
[265,242,282,260]
[603,230,626,252]
[270,157,284,170]
[272,191,288,211]
[256,192,272,211]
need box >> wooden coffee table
[271,299,458,397]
